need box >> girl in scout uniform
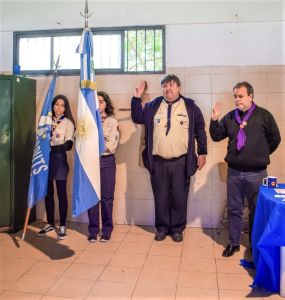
[38,94,75,240]
[87,91,119,242]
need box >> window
[13,26,165,76]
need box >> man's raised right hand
[133,81,146,98]
[211,102,221,121]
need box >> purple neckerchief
[235,103,256,151]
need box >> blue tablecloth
[252,184,285,292]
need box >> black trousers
[88,155,116,236]
[45,180,68,227]
[227,167,267,246]
[151,155,190,234]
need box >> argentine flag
[72,28,105,217]
[27,75,56,208]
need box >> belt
[153,154,186,161]
[101,154,115,158]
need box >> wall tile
[185,93,211,121]
[212,73,238,93]
[266,73,285,93]
[266,93,285,121]
[238,73,266,93]
[185,72,211,94]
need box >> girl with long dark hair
[38,94,75,240]
[87,91,119,242]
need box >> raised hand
[133,81,146,98]
[211,102,221,121]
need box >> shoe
[100,234,111,242]
[37,224,55,236]
[87,235,97,243]
[222,244,240,257]
[171,232,183,242]
[57,226,67,240]
[154,231,167,241]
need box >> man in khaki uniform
[131,74,207,242]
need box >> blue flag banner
[72,28,105,217]
[27,76,56,209]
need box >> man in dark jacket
[131,74,207,242]
[210,81,281,257]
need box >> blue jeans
[227,167,267,246]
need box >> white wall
[0,1,284,71]
[167,21,285,66]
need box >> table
[252,184,285,296]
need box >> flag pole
[21,56,60,241]
[21,208,31,240]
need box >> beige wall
[35,65,285,227]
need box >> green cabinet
[0,75,36,231]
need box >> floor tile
[143,255,180,271]
[180,256,216,272]
[99,266,141,283]
[27,261,70,277]
[217,272,255,291]
[41,296,80,300]
[62,263,105,280]
[132,284,175,300]
[137,268,178,289]
[149,244,182,257]
[219,288,263,299]
[175,287,219,299]
[46,277,94,298]
[9,274,57,294]
[128,225,154,235]
[216,258,251,274]
[109,232,127,242]
[0,291,42,299]
[177,270,218,289]
[123,233,153,244]
[109,254,146,268]
[75,250,113,265]
[117,242,151,255]
[87,281,135,300]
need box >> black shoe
[88,235,97,243]
[57,226,67,240]
[222,244,240,257]
[154,231,167,241]
[171,232,183,243]
[37,224,55,236]
[100,234,111,242]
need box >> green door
[0,79,11,226]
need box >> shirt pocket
[176,115,189,129]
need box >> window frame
[13,25,165,76]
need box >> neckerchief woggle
[235,103,256,151]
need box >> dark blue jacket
[131,95,207,179]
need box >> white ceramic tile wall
[34,66,285,228]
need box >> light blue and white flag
[27,75,56,208]
[72,28,105,217]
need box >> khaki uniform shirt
[153,99,189,159]
[51,117,74,146]
[102,116,119,155]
